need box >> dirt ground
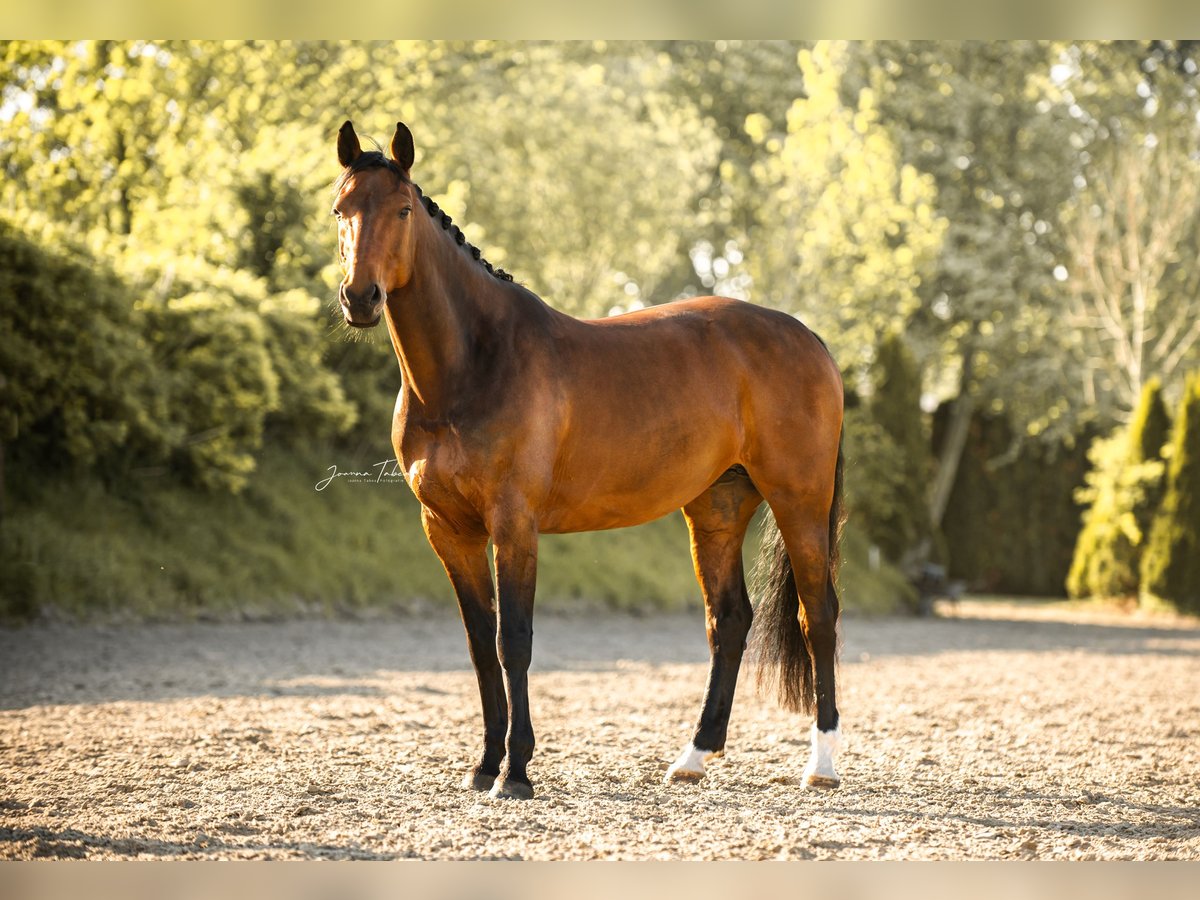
[2,600,1198,860]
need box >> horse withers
[331,120,845,800]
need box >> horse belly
[537,423,735,533]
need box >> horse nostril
[341,284,383,308]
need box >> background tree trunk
[930,348,976,530]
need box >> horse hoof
[488,777,534,800]
[463,769,497,792]
[804,772,842,790]
[664,743,715,784]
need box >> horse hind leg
[665,471,762,783]
[758,505,842,789]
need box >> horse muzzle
[340,282,385,327]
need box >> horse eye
[399,207,411,220]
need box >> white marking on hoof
[802,723,842,790]
[665,743,718,783]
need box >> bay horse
[332,120,845,800]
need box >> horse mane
[412,185,514,283]
[335,148,515,284]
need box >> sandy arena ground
[2,600,1198,860]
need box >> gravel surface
[2,601,1199,860]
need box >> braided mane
[335,150,514,283]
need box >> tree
[1065,139,1200,415]
[939,409,1091,596]
[1129,376,1174,464]
[745,42,945,374]
[141,292,280,492]
[865,332,931,566]
[1141,371,1200,612]
[1066,378,1170,599]
[849,41,1082,533]
[413,42,721,317]
[1044,41,1200,421]
[649,41,810,300]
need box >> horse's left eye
[399,207,411,220]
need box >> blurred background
[2,40,1198,622]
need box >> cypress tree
[1127,378,1171,575]
[1141,372,1200,613]
[1129,377,1171,464]
[1067,378,1171,599]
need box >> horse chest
[396,426,486,523]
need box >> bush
[140,292,281,492]
[841,332,931,583]
[258,290,358,440]
[0,217,165,474]
[0,219,360,495]
[1141,371,1200,613]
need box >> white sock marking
[665,743,716,782]
[802,723,842,786]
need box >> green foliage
[1066,434,1166,599]
[1058,43,1200,418]
[421,44,721,316]
[853,41,1082,440]
[0,217,164,470]
[1,216,357,494]
[1067,378,1170,599]
[842,406,927,614]
[7,40,1200,617]
[1129,377,1173,464]
[747,42,945,373]
[843,404,904,558]
[866,333,931,563]
[257,291,358,439]
[1141,372,1200,613]
[141,293,280,492]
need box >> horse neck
[382,217,494,412]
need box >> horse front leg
[489,514,539,800]
[421,510,507,791]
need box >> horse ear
[337,120,362,168]
[391,122,415,174]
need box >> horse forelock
[333,148,410,195]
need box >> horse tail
[751,428,844,715]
